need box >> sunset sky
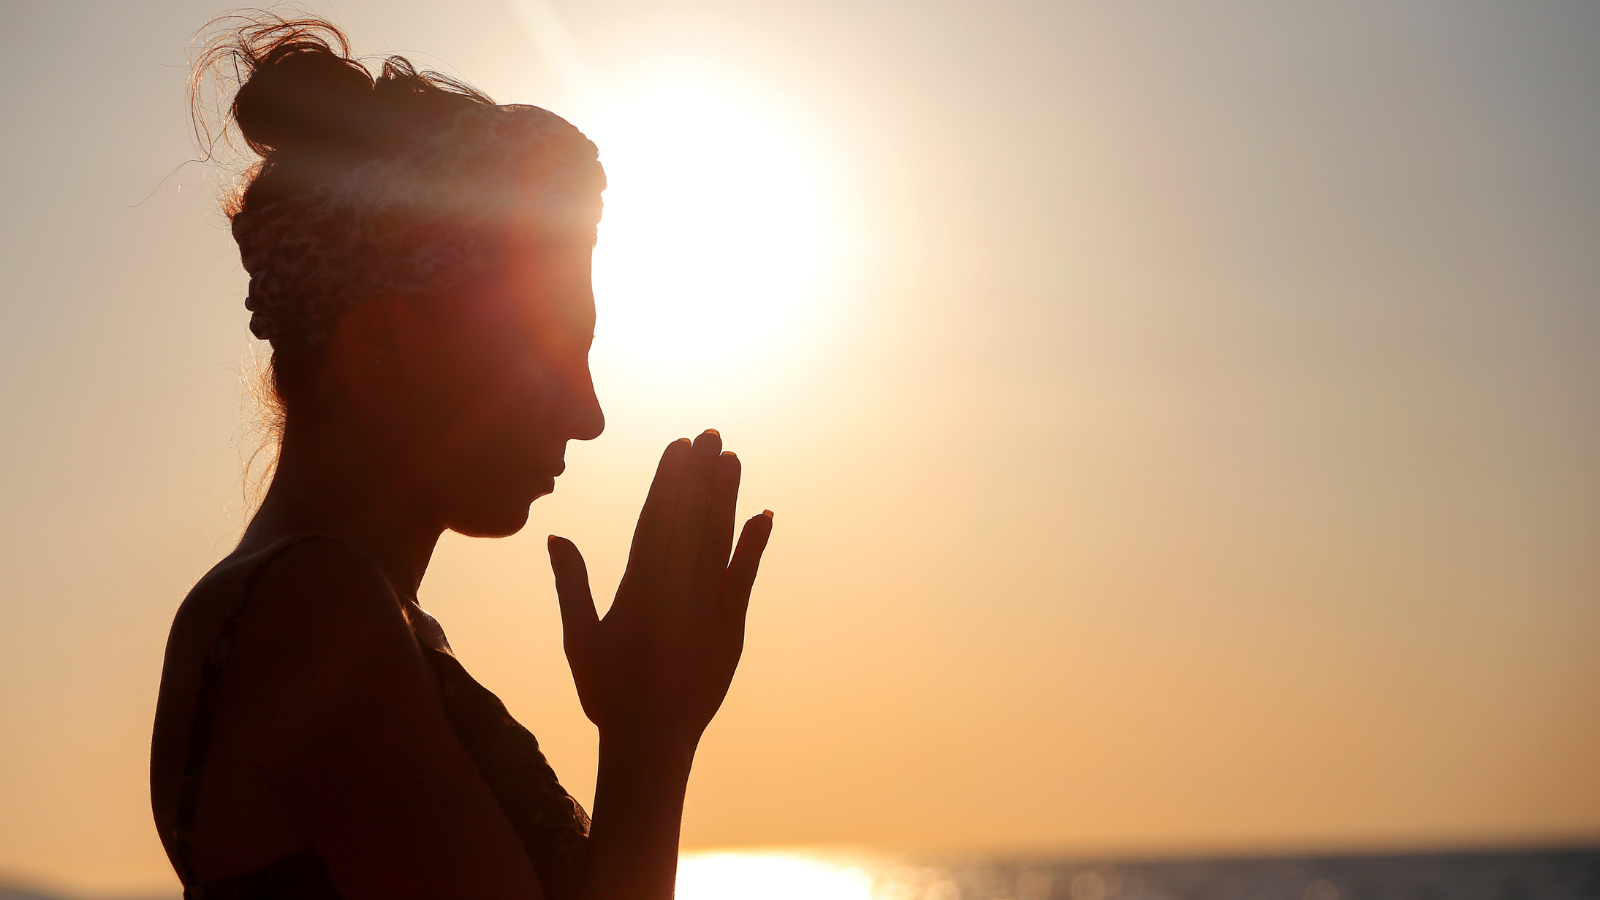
[1,1,1597,895]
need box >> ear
[330,295,405,365]
[386,293,450,357]
[318,297,410,404]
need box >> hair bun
[192,13,495,213]
[233,42,378,159]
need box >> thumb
[547,535,598,657]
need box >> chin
[449,503,533,539]
[446,475,554,538]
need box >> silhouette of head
[197,15,606,537]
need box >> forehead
[488,234,596,325]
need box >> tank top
[166,534,589,899]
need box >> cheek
[401,321,532,443]
[457,332,561,449]
[402,295,585,475]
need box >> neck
[243,423,441,598]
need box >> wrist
[599,726,699,772]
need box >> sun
[583,65,834,372]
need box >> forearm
[579,731,697,900]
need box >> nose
[567,380,604,442]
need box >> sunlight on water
[664,850,1586,900]
[676,849,879,900]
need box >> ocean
[3,846,1595,900]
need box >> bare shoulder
[246,535,410,648]
[208,536,544,895]
[154,536,542,895]
[149,531,422,851]
[162,535,400,656]
[223,536,436,751]
[151,536,422,830]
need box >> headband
[231,103,605,344]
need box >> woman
[150,15,773,900]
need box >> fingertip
[657,438,694,469]
[693,429,723,455]
[740,511,774,538]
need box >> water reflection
[673,846,1595,900]
[674,849,1076,900]
[676,850,876,900]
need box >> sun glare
[676,850,878,900]
[584,68,834,370]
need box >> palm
[547,431,772,746]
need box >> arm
[548,431,774,900]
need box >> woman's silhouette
[149,15,773,900]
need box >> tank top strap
[170,533,331,895]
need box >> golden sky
[1,0,1597,895]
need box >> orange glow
[2,0,1598,896]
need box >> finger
[721,511,773,620]
[665,429,722,595]
[693,451,741,601]
[547,536,598,660]
[623,438,693,584]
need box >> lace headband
[231,103,605,344]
